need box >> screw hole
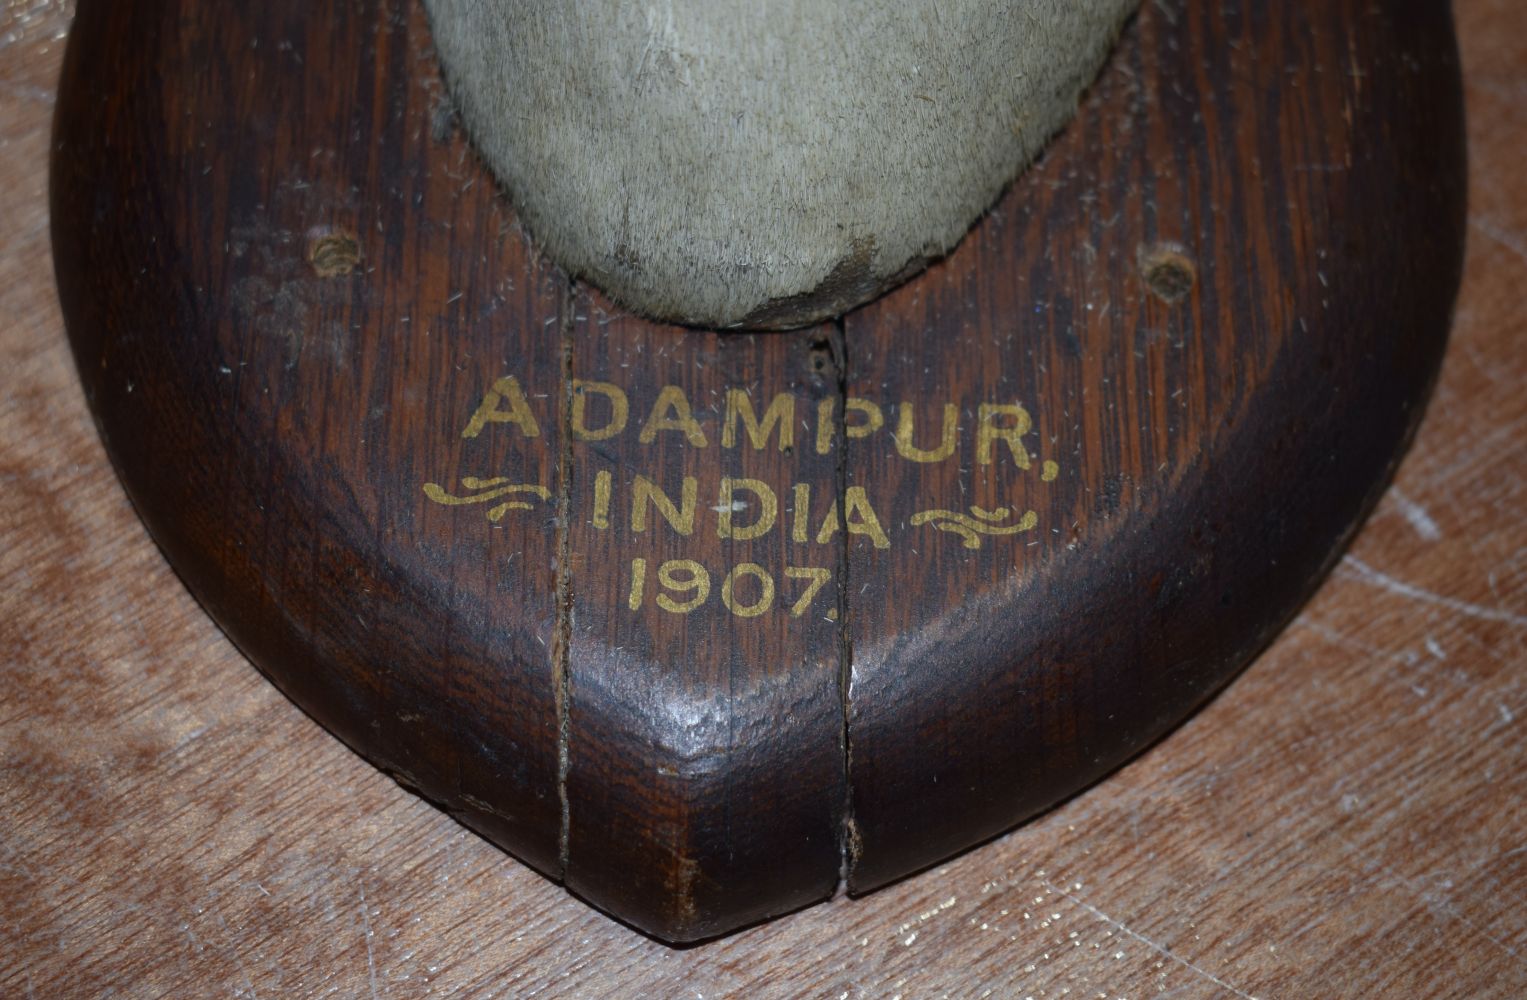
[1138,243,1196,304]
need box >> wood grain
[49,0,857,939]
[841,0,1464,891]
[51,0,574,880]
[4,0,1524,993]
[560,301,846,938]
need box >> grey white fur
[425,0,1137,329]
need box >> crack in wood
[553,276,577,883]
[830,319,858,896]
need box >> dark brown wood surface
[5,0,1523,991]
[41,0,1467,942]
[560,305,847,936]
[48,0,857,939]
[841,0,1465,892]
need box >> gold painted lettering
[815,397,884,454]
[461,375,541,440]
[717,478,778,541]
[816,398,835,455]
[847,398,885,442]
[639,385,708,446]
[844,486,891,548]
[571,380,629,441]
[656,559,709,614]
[893,402,958,463]
[721,563,775,618]
[631,475,697,537]
[722,390,795,452]
[627,557,647,610]
[792,483,811,543]
[816,500,839,544]
[593,470,612,529]
[785,566,831,617]
[976,403,1033,469]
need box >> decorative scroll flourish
[422,477,551,523]
[909,505,1039,550]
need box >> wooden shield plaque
[51,0,1465,941]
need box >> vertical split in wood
[830,320,858,897]
[553,277,578,883]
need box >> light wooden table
[3,2,1522,996]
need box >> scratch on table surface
[1426,420,1519,486]
[0,79,55,105]
[211,908,261,1000]
[1333,835,1523,962]
[1470,216,1527,269]
[1339,556,1527,628]
[1385,487,1442,541]
[358,880,381,999]
[1293,617,1467,704]
[1041,880,1261,1000]
[2,846,274,993]
[218,908,267,999]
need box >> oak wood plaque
[51,0,1465,941]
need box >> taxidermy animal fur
[425,0,1138,329]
